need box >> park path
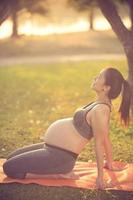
[0,54,126,66]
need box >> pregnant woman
[3,67,131,189]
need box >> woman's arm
[103,134,113,169]
[89,104,110,188]
[103,136,122,171]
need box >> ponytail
[118,80,131,126]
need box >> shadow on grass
[0,183,133,200]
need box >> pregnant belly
[44,117,88,154]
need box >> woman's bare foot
[57,171,79,179]
[26,171,79,179]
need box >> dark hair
[104,67,131,126]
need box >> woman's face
[91,69,107,92]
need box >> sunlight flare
[0,17,130,38]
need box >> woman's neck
[95,95,112,106]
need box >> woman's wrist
[97,174,103,182]
[97,171,103,178]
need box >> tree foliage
[68,0,133,109]
[0,0,48,25]
[67,0,97,12]
[0,0,10,25]
[67,0,97,30]
[67,0,131,23]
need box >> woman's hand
[103,161,123,171]
[96,176,117,189]
[103,161,112,169]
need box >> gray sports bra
[72,101,111,140]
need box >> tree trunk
[89,6,94,30]
[97,0,133,113]
[0,8,10,26]
[0,2,11,26]
[11,8,18,38]
[124,42,133,112]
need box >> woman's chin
[91,86,97,93]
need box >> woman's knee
[3,160,13,177]
[3,160,26,179]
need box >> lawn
[0,60,133,200]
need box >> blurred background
[0,1,133,199]
[0,0,130,38]
[0,0,130,62]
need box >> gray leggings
[3,142,78,179]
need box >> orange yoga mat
[0,159,133,191]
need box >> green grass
[0,60,133,200]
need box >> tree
[0,0,11,25]
[67,0,97,30]
[97,0,133,110]
[68,0,133,110]
[0,0,48,38]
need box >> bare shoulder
[86,103,111,127]
[92,104,111,115]
[90,104,111,137]
[90,104,111,124]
